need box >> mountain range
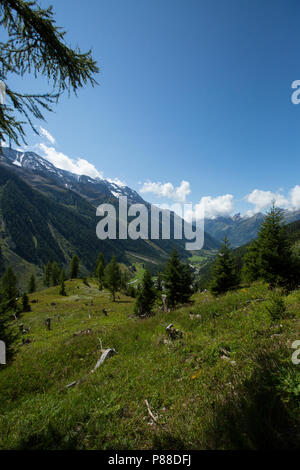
[204,210,300,247]
[0,147,219,284]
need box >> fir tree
[94,252,105,275]
[242,240,260,283]
[28,273,36,293]
[43,261,52,287]
[164,249,184,308]
[120,270,129,290]
[95,255,105,290]
[242,203,299,288]
[104,256,121,302]
[22,292,31,312]
[0,0,98,149]
[156,271,163,293]
[134,270,156,317]
[51,262,60,286]
[70,255,79,279]
[209,237,238,295]
[180,263,193,303]
[1,266,17,308]
[126,285,136,298]
[59,268,66,296]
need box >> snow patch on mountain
[1,147,144,204]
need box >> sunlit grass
[0,280,299,449]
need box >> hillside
[205,210,300,248]
[197,216,300,290]
[0,279,299,449]
[0,162,219,285]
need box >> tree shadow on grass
[15,423,79,450]
[209,350,300,449]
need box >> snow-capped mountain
[205,209,300,247]
[0,147,144,205]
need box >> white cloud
[194,194,235,219]
[140,180,191,202]
[245,189,290,215]
[38,143,103,179]
[40,126,56,145]
[290,185,300,209]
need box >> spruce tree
[43,261,52,287]
[51,262,60,286]
[28,273,36,293]
[1,266,17,308]
[180,263,193,303]
[242,240,260,283]
[70,255,79,279]
[0,0,98,148]
[95,255,105,290]
[209,237,238,295]
[156,271,163,293]
[164,249,183,308]
[59,268,66,296]
[22,292,31,312]
[94,252,105,275]
[120,270,129,290]
[243,203,299,288]
[104,256,121,302]
[134,270,156,317]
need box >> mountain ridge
[0,148,219,285]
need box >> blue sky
[5,0,300,217]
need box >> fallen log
[66,344,117,389]
[145,399,158,424]
[91,348,117,373]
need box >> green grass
[0,280,299,449]
[128,262,147,285]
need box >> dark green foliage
[126,285,136,298]
[120,270,129,291]
[1,266,17,308]
[0,300,16,363]
[164,249,193,307]
[94,252,105,275]
[156,271,163,292]
[242,204,300,288]
[134,270,156,317]
[28,274,36,293]
[51,262,60,286]
[0,246,5,277]
[0,0,98,148]
[70,255,79,279]
[43,261,52,287]
[59,268,66,296]
[0,267,17,361]
[266,291,287,322]
[104,256,121,302]
[164,250,183,308]
[209,237,239,295]
[95,253,105,290]
[22,292,31,312]
[181,263,194,303]
[0,165,215,274]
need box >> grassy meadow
[0,279,299,450]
